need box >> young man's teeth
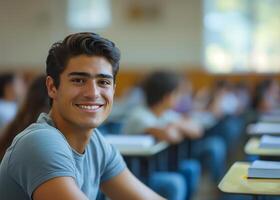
[79,105,99,110]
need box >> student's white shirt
[0,99,17,130]
[123,105,181,135]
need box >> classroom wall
[0,0,203,71]
[1,1,279,97]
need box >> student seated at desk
[123,71,226,185]
[123,71,202,199]
[194,80,245,151]
[253,78,280,115]
[124,71,203,141]
[0,75,49,160]
[0,32,165,200]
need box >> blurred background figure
[0,75,49,159]
[122,70,202,200]
[253,79,280,115]
[0,73,26,131]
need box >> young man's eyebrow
[68,72,113,79]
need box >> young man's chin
[81,120,105,130]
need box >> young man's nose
[83,81,100,98]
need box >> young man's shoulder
[14,121,66,147]
[0,121,77,200]
[5,121,72,167]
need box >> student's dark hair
[0,75,49,159]
[46,32,121,88]
[214,79,232,90]
[141,71,181,107]
[252,79,274,109]
[0,73,15,98]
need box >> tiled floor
[192,173,220,200]
[191,135,248,200]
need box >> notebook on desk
[259,135,280,149]
[248,160,280,179]
[260,115,280,123]
[247,122,280,135]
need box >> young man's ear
[46,76,57,100]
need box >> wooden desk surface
[116,141,169,156]
[218,162,280,195]
[245,138,280,156]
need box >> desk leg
[252,195,259,200]
[136,156,156,185]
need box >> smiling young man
[0,33,165,200]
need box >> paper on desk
[260,115,280,123]
[104,134,156,148]
[247,122,280,135]
[259,135,280,148]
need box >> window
[204,0,280,73]
[68,0,111,30]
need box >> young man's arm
[172,117,204,139]
[33,177,89,200]
[101,168,166,200]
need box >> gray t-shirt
[0,113,126,200]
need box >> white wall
[0,0,203,70]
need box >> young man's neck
[49,110,92,154]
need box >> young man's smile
[75,103,103,112]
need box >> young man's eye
[98,79,112,87]
[71,78,85,84]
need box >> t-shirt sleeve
[7,129,76,198]
[95,131,126,183]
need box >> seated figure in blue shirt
[0,32,165,200]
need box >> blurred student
[124,71,203,142]
[0,75,49,159]
[0,73,25,130]
[123,71,203,199]
[123,71,226,184]
[253,79,280,114]
[192,80,245,153]
[0,32,164,200]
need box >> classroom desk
[218,162,280,199]
[166,140,191,171]
[245,138,280,157]
[117,141,169,156]
[114,141,169,183]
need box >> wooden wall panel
[114,69,280,97]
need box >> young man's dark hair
[46,32,120,88]
[0,73,15,98]
[142,71,182,107]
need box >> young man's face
[47,55,115,130]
